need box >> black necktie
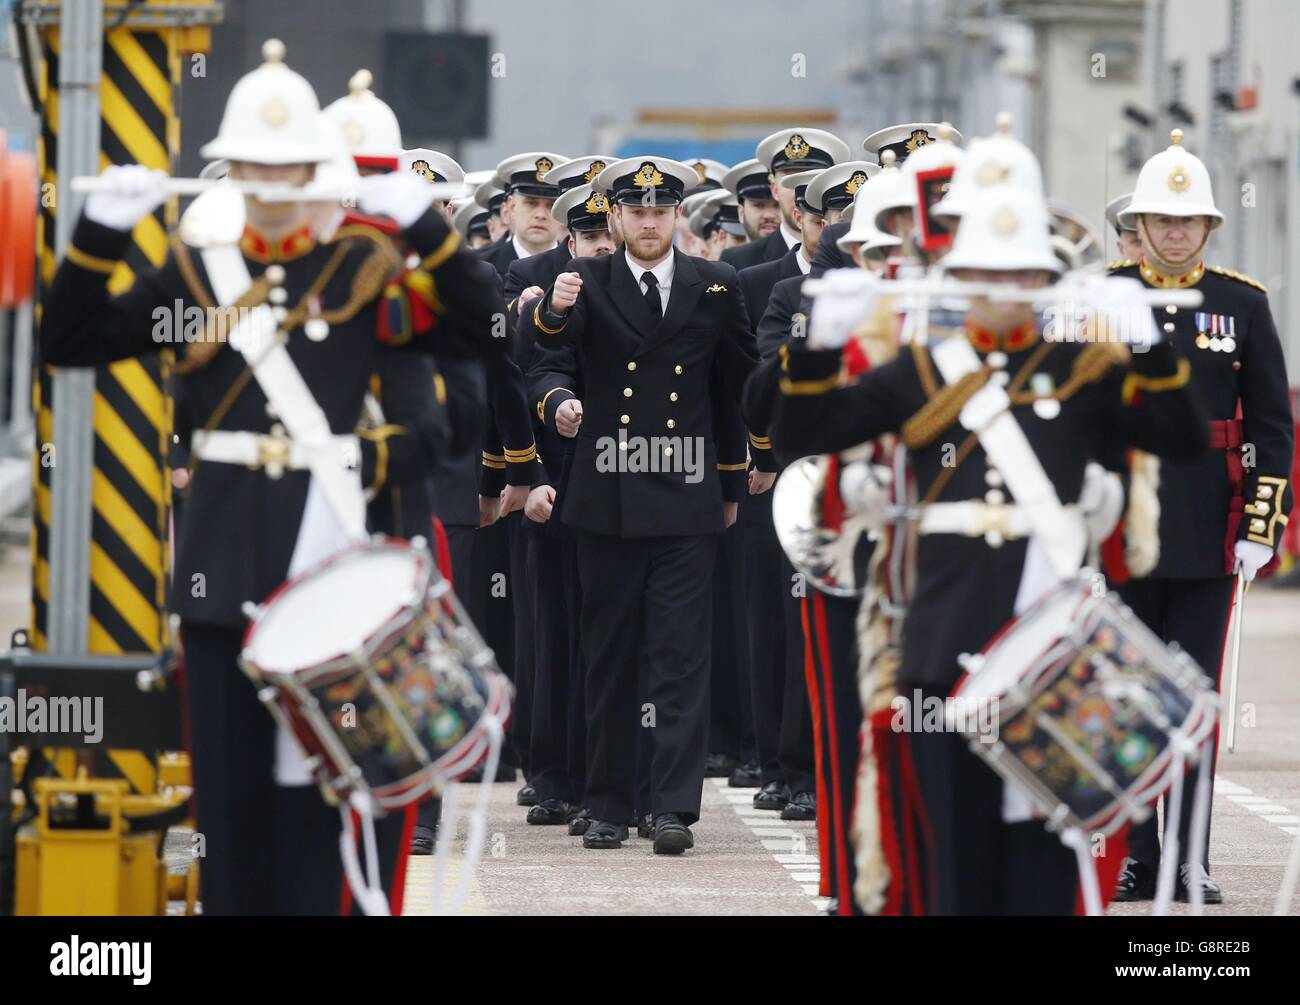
[641,272,662,322]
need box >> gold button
[627,361,637,372]
[1232,361,1241,371]
[670,392,678,402]
[1260,486,1274,499]
[1165,304,1177,315]
[674,365,683,375]
[619,440,628,450]
[663,446,673,457]
[1163,322,1175,333]
[1250,519,1266,532]
[620,414,629,424]
[666,419,676,429]
[624,387,633,397]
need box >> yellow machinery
[11,751,196,916]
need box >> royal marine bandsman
[1110,130,1295,905]
[40,41,501,914]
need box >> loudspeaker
[382,32,490,141]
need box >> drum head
[245,543,427,674]
[958,582,1086,701]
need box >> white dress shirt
[796,245,813,274]
[512,234,540,260]
[625,250,675,315]
[780,223,800,250]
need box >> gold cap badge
[975,159,1011,187]
[905,129,934,153]
[262,96,290,129]
[584,160,606,182]
[991,206,1020,236]
[784,134,809,161]
[1167,165,1190,193]
[534,157,554,182]
[844,171,869,196]
[584,191,610,214]
[633,162,664,188]
[693,161,708,183]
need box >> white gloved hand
[1100,275,1161,348]
[83,165,169,232]
[1078,461,1124,546]
[806,268,883,350]
[1234,540,1274,582]
[356,171,437,230]
[838,461,893,531]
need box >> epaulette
[1208,266,1267,293]
[1106,259,1136,271]
[329,221,404,273]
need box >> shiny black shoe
[728,759,762,788]
[1113,857,1157,902]
[1175,863,1223,905]
[652,813,694,855]
[567,807,593,835]
[516,783,538,806]
[636,814,654,839]
[526,797,574,825]
[705,752,739,778]
[582,820,628,849]
[410,824,436,856]
[753,780,791,811]
[781,790,816,821]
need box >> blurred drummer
[40,40,501,915]
[770,180,1207,914]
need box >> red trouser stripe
[800,596,832,897]
[812,593,854,912]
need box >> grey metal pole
[1143,0,1166,156]
[47,0,103,655]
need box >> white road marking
[1218,777,1299,840]
[711,778,823,911]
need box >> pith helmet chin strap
[1136,214,1211,273]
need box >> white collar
[795,245,812,274]
[625,248,675,289]
[512,234,543,260]
[780,223,800,249]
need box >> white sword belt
[918,500,1083,548]
[191,428,359,480]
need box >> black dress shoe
[782,790,816,821]
[1113,857,1156,902]
[753,780,791,811]
[582,820,628,849]
[410,824,436,856]
[567,807,592,835]
[728,759,762,788]
[516,783,538,806]
[636,814,654,839]
[526,797,574,825]
[1175,863,1223,905]
[705,752,739,778]
[652,813,694,855]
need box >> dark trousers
[904,684,1078,915]
[802,590,860,910]
[528,529,586,804]
[746,524,815,792]
[577,531,718,826]
[708,524,754,761]
[1118,575,1235,870]
[510,513,537,778]
[182,623,403,915]
[472,514,521,770]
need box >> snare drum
[951,573,1219,836]
[240,537,511,812]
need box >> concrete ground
[4,537,1297,916]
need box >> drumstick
[1225,571,1246,753]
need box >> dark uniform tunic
[771,323,1208,914]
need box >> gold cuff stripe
[67,244,118,275]
[533,300,566,335]
[482,451,507,463]
[749,434,772,449]
[1121,358,1190,406]
[717,462,748,471]
[537,386,574,422]
[1246,476,1289,546]
[505,445,538,463]
[482,459,506,470]
[420,230,461,273]
[780,373,842,396]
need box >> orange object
[0,144,37,307]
